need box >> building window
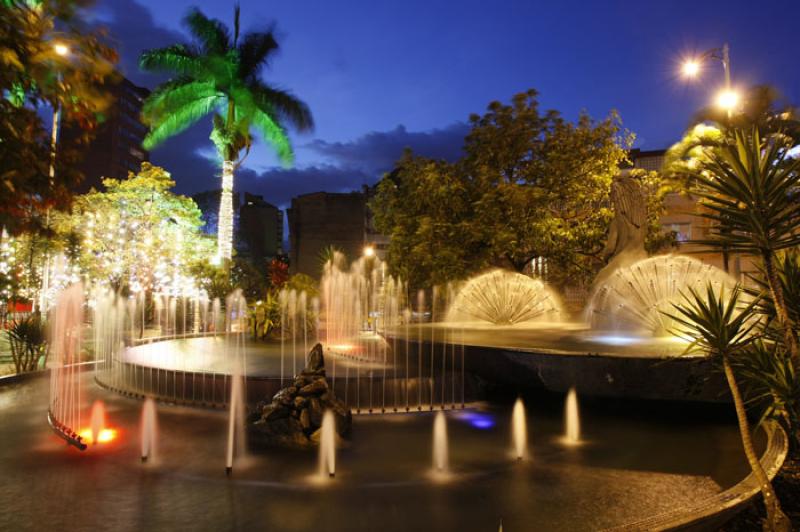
[664,223,691,242]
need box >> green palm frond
[143,94,223,150]
[184,7,231,55]
[250,80,314,132]
[665,283,761,358]
[142,79,220,123]
[685,128,800,253]
[237,31,279,78]
[139,44,199,75]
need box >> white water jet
[49,283,84,434]
[140,397,157,462]
[564,388,581,445]
[511,398,527,460]
[432,411,449,474]
[225,289,248,475]
[89,400,106,445]
[446,269,563,325]
[318,410,336,478]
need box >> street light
[363,245,375,258]
[53,42,70,56]
[715,89,740,112]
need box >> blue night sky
[89,0,800,208]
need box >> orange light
[78,428,118,444]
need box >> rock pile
[249,343,352,449]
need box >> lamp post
[681,43,738,274]
[38,42,70,313]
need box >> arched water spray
[587,255,738,336]
[512,398,527,460]
[432,411,449,474]
[564,388,580,445]
[318,410,336,478]
[447,269,563,325]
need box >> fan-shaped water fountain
[586,255,738,336]
[446,269,563,325]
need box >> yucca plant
[680,127,800,365]
[668,284,790,531]
[6,314,49,373]
[747,250,800,332]
[139,6,313,261]
[735,340,800,451]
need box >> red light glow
[78,428,118,445]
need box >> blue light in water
[455,411,496,429]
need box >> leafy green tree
[668,285,791,531]
[59,162,215,295]
[139,6,313,261]
[371,90,634,289]
[372,153,488,288]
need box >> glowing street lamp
[681,59,700,78]
[363,245,375,258]
[53,42,70,56]
[715,89,740,112]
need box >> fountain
[140,397,157,462]
[564,388,581,445]
[318,410,336,478]
[587,255,737,336]
[511,398,527,460]
[48,283,87,450]
[432,410,449,474]
[446,269,563,325]
[89,400,106,445]
[225,290,247,475]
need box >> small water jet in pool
[140,397,157,462]
[89,400,106,445]
[511,398,527,460]
[564,388,581,445]
[432,411,449,474]
[225,290,248,476]
[446,269,562,325]
[319,410,336,478]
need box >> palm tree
[679,127,800,365]
[139,6,313,261]
[668,285,790,531]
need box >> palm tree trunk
[722,355,790,531]
[217,160,235,260]
[762,250,799,365]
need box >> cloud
[91,0,188,88]
[306,122,469,175]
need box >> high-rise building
[287,188,387,277]
[239,193,283,267]
[70,77,150,192]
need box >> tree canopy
[371,90,640,289]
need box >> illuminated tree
[60,162,215,297]
[139,6,313,261]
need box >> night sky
[87,0,800,208]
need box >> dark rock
[306,343,325,372]
[299,378,327,396]
[248,343,352,450]
[299,409,311,431]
